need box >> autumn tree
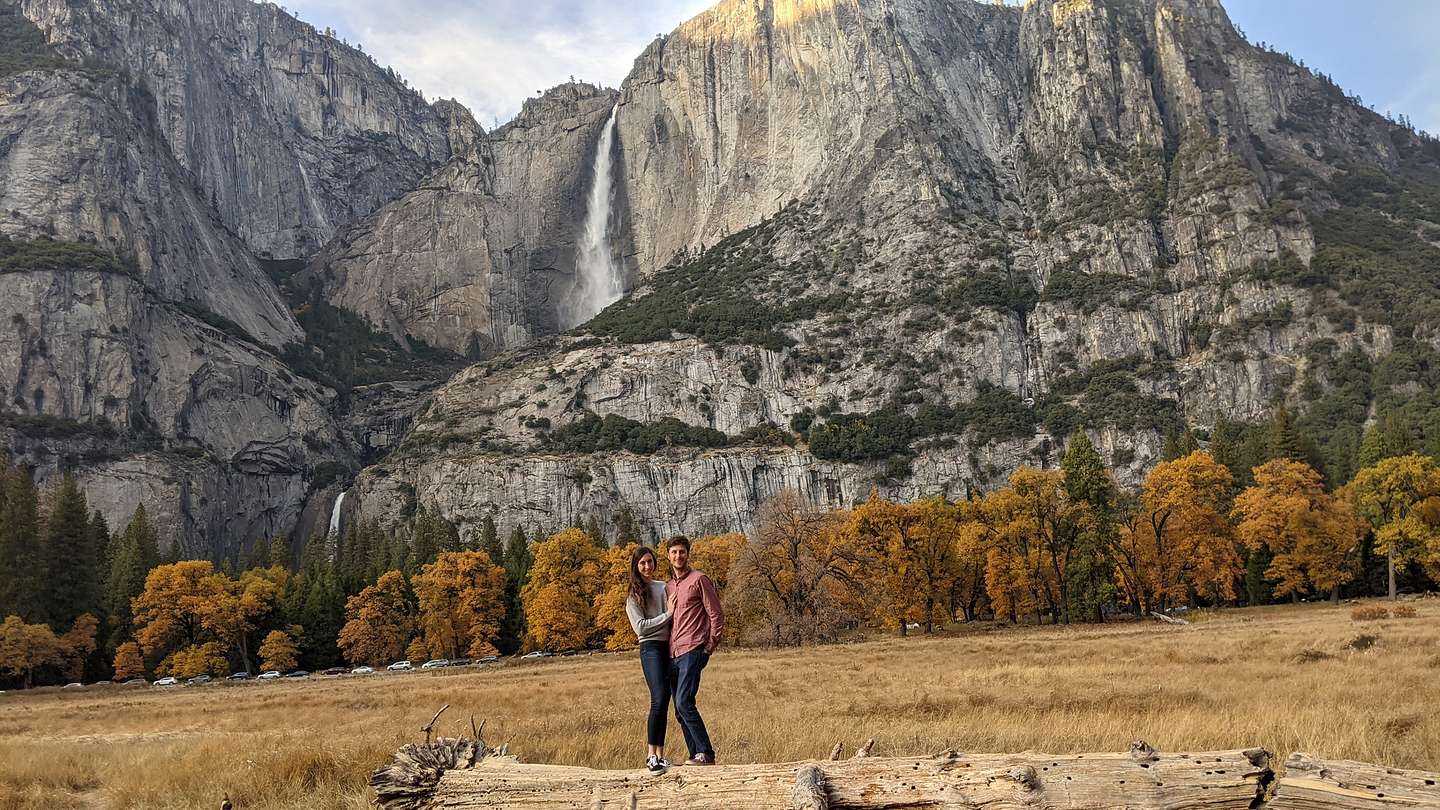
[689,533,744,594]
[58,613,99,682]
[1349,454,1440,599]
[1233,459,1363,602]
[847,496,966,633]
[132,561,251,678]
[338,571,416,666]
[112,641,145,681]
[520,529,603,651]
[259,627,302,672]
[0,615,64,688]
[412,551,507,659]
[1115,451,1239,613]
[405,637,428,663]
[592,544,640,651]
[727,490,859,645]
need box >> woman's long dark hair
[628,546,658,611]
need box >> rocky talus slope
[350,0,1440,544]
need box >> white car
[387,660,413,672]
[521,651,549,659]
[421,659,449,670]
[256,671,282,681]
[153,677,180,687]
[350,666,375,675]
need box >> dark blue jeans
[639,641,672,747]
[672,648,713,759]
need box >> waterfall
[563,105,623,327]
[328,491,347,537]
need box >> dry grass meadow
[2,600,1437,810]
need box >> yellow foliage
[258,630,300,673]
[1349,454,1440,581]
[338,571,415,666]
[1233,459,1362,598]
[521,529,604,651]
[0,615,64,688]
[413,552,506,659]
[112,641,145,681]
[1116,451,1238,612]
[158,642,229,679]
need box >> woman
[625,545,673,773]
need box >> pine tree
[1357,411,1415,469]
[1265,405,1305,462]
[104,504,160,641]
[268,534,291,569]
[1061,431,1120,622]
[499,526,532,654]
[409,510,440,573]
[583,515,605,547]
[1160,428,1200,461]
[2,465,44,623]
[613,506,641,547]
[41,475,95,630]
[0,456,14,618]
[1244,544,1275,606]
[478,515,503,565]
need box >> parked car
[478,655,499,664]
[63,682,84,689]
[521,650,551,659]
[321,667,346,676]
[283,670,310,679]
[153,677,180,688]
[421,659,449,670]
[227,672,251,681]
[122,678,148,687]
[350,666,375,675]
[387,660,413,672]
[256,671,282,681]
[449,658,473,667]
[186,675,212,686]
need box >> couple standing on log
[624,536,724,773]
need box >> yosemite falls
[562,105,624,328]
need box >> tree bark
[379,744,1272,809]
[1389,551,1398,600]
[1269,752,1440,808]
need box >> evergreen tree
[1244,544,1275,606]
[245,536,272,572]
[104,504,160,642]
[478,515,503,565]
[409,510,440,573]
[1265,405,1306,462]
[1061,431,1120,622]
[41,475,96,630]
[613,506,641,547]
[0,456,14,618]
[1,465,44,623]
[1357,412,1415,469]
[583,515,605,547]
[1160,427,1200,461]
[268,534,291,569]
[499,526,532,654]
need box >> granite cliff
[347,0,1440,545]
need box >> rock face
[350,0,1438,543]
[0,33,352,551]
[19,0,477,260]
[307,84,620,356]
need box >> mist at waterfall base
[561,105,624,329]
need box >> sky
[282,0,1440,134]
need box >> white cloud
[286,0,714,127]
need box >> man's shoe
[684,753,715,766]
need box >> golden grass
[1,601,1437,809]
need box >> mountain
[3,0,1438,555]
[19,0,477,260]
[344,0,1440,543]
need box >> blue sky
[283,0,1440,134]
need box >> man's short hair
[667,535,692,551]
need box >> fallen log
[1268,752,1440,809]
[373,738,1272,809]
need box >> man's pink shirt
[665,568,724,659]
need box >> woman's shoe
[646,755,668,773]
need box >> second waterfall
[564,105,624,328]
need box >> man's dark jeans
[639,641,671,746]
[671,648,713,759]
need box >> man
[665,535,724,765]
